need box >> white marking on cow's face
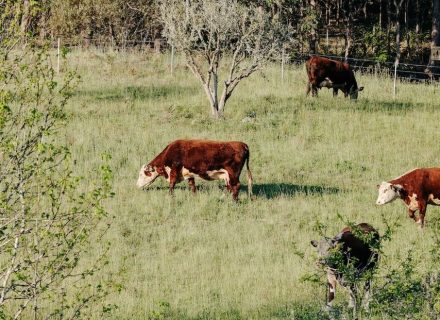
[311,238,334,263]
[408,193,419,211]
[136,165,159,188]
[206,169,230,185]
[376,182,401,205]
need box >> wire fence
[51,36,440,84]
[289,53,440,83]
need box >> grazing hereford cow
[376,168,440,228]
[136,139,253,200]
[311,223,380,312]
[305,56,364,99]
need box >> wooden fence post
[281,46,285,83]
[393,60,398,99]
[170,45,174,76]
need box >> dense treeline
[12,0,440,64]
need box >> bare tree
[160,0,288,118]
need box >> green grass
[63,49,440,319]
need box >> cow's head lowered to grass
[376,182,404,205]
[349,85,364,99]
[137,164,160,188]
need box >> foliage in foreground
[0,8,116,319]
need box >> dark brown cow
[136,139,253,200]
[311,223,380,312]
[376,168,440,228]
[305,56,364,99]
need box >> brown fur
[328,223,379,309]
[305,56,360,98]
[389,168,440,227]
[148,139,253,200]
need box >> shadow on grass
[251,183,340,199]
[354,99,417,112]
[74,84,198,101]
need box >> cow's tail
[245,147,253,198]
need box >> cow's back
[306,56,357,88]
[161,139,248,171]
[338,223,379,270]
[391,168,440,196]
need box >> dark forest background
[13,1,440,65]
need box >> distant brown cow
[376,168,440,228]
[311,223,380,312]
[305,56,364,99]
[136,139,253,200]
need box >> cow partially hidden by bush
[311,223,380,315]
[136,139,253,200]
[305,56,364,99]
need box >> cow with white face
[136,165,160,188]
[376,168,440,228]
[376,182,404,205]
[137,139,253,200]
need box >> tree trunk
[379,0,382,29]
[387,0,391,56]
[20,0,30,35]
[432,0,440,48]
[427,0,440,76]
[394,0,404,65]
[343,0,353,60]
[405,0,410,59]
[309,0,317,54]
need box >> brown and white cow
[311,223,380,312]
[376,168,440,228]
[305,56,364,99]
[136,139,253,200]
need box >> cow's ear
[311,240,318,247]
[376,184,380,189]
[391,184,404,193]
[358,86,364,92]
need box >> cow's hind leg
[188,178,196,193]
[348,284,359,319]
[227,173,240,201]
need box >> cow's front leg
[311,84,318,97]
[188,178,196,193]
[417,201,427,229]
[306,82,312,96]
[227,174,240,201]
[168,168,179,195]
[326,273,337,311]
[408,209,417,221]
[333,88,338,97]
[363,279,371,312]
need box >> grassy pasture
[64,49,440,319]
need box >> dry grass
[62,49,440,319]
